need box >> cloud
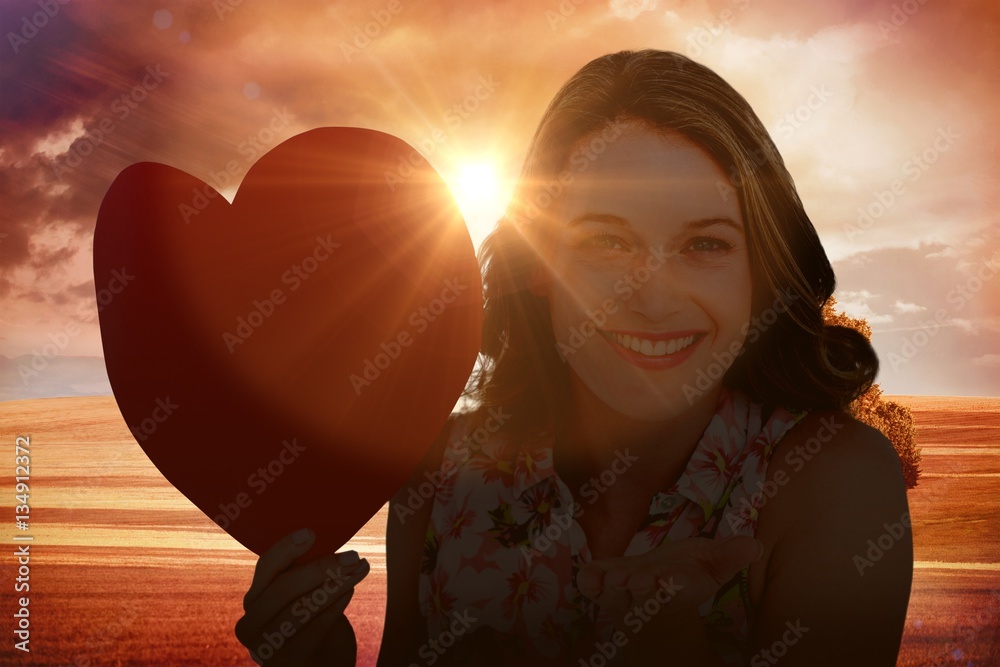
[893,299,925,314]
[834,289,894,324]
[0,0,996,399]
[608,0,659,21]
[971,354,1000,368]
[833,236,1000,395]
[949,318,978,335]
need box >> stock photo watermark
[222,234,341,353]
[545,0,586,31]
[248,555,367,664]
[844,126,958,242]
[683,287,799,403]
[523,118,629,223]
[17,267,135,384]
[348,277,469,395]
[775,85,833,140]
[394,406,512,524]
[383,74,500,191]
[339,0,406,62]
[213,437,306,531]
[415,609,479,665]
[886,251,1000,371]
[51,65,170,180]
[877,0,931,44]
[179,106,295,224]
[554,245,673,361]
[214,0,244,20]
[578,577,684,666]
[520,448,638,565]
[127,395,179,443]
[748,619,810,666]
[7,0,71,54]
[683,0,752,58]
[726,414,844,531]
[852,511,911,577]
[717,85,834,203]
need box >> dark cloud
[1,0,138,135]
[0,0,996,398]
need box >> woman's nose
[622,247,688,321]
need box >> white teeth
[612,332,696,357]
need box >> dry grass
[0,394,996,665]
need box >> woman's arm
[748,411,913,666]
[375,411,458,667]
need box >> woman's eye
[687,237,733,253]
[580,232,630,251]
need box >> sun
[448,161,508,251]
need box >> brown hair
[460,49,877,438]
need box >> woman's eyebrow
[684,217,744,235]
[567,212,631,227]
[567,213,743,234]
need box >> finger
[639,537,763,610]
[258,589,356,666]
[623,568,659,597]
[244,592,352,667]
[576,537,763,615]
[577,560,632,615]
[237,560,370,662]
[241,552,367,633]
[318,614,358,666]
[244,528,316,612]
[700,536,763,585]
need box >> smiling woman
[543,129,753,419]
[234,48,912,667]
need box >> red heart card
[93,127,482,564]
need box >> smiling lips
[607,329,702,356]
[612,332,696,356]
[601,328,706,369]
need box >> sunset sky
[0,0,997,400]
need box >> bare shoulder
[756,408,910,557]
[768,409,906,501]
[747,408,913,666]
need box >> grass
[0,394,996,665]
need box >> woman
[234,49,912,666]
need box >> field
[0,394,997,665]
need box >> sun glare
[448,161,508,251]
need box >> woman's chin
[596,384,707,422]
[567,355,724,422]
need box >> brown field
[0,394,997,665]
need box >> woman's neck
[553,373,725,503]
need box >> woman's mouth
[600,329,706,369]
[610,331,698,357]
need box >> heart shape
[93,127,482,563]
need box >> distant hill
[0,354,112,401]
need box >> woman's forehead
[569,127,722,179]
[555,129,743,229]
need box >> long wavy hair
[459,49,877,439]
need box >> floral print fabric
[417,386,810,665]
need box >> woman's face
[542,124,752,421]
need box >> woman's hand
[235,528,371,667]
[575,535,763,665]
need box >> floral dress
[417,385,810,665]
